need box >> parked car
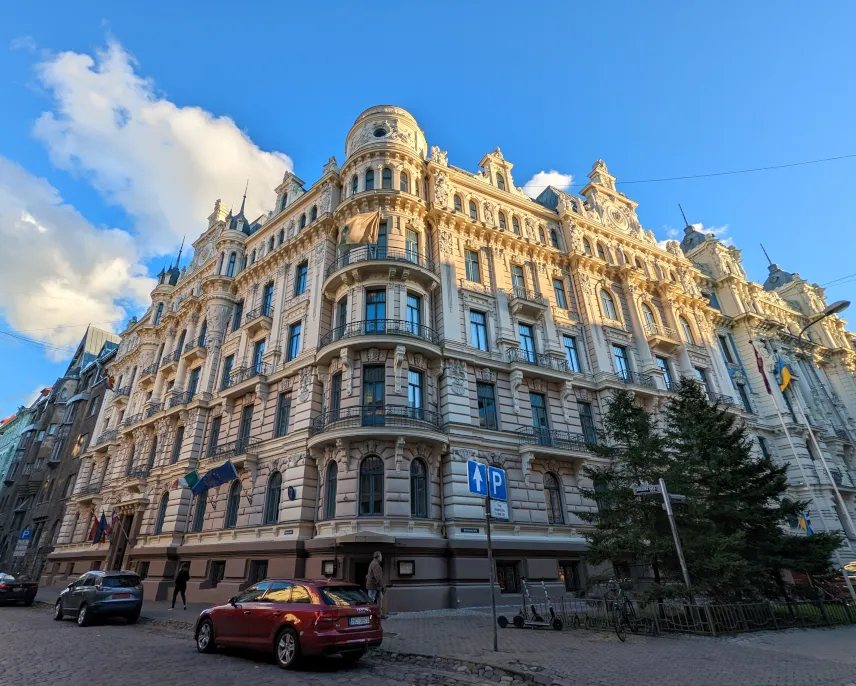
[0,573,38,606]
[53,570,143,626]
[194,579,382,669]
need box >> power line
[0,330,77,355]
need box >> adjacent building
[40,106,856,609]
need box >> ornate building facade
[42,106,856,609]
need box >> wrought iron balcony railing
[310,405,445,436]
[516,426,597,451]
[506,347,571,373]
[114,386,131,398]
[183,336,207,354]
[205,436,260,461]
[244,304,273,324]
[645,324,679,339]
[168,391,195,408]
[145,401,163,418]
[123,413,142,427]
[78,482,102,495]
[95,429,118,445]
[707,392,735,406]
[325,245,436,279]
[835,428,851,442]
[126,468,150,480]
[319,319,441,348]
[599,370,658,389]
[505,287,548,305]
[221,364,271,391]
[160,350,182,368]
[141,362,159,377]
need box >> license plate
[111,593,131,599]
[348,616,371,626]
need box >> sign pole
[485,489,498,652]
[659,478,692,589]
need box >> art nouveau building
[44,106,856,609]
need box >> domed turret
[345,105,427,160]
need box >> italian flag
[178,470,200,490]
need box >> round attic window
[373,127,388,138]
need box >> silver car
[53,570,144,626]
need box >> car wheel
[275,627,301,670]
[126,612,140,624]
[23,597,35,607]
[340,650,365,666]
[77,603,90,627]
[196,619,216,653]
[53,600,63,621]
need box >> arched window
[192,494,206,532]
[381,167,392,189]
[679,316,695,344]
[410,459,428,518]
[154,303,164,326]
[454,195,462,212]
[596,243,607,261]
[264,471,282,525]
[299,214,306,229]
[496,173,505,191]
[280,194,288,212]
[225,480,241,529]
[582,239,592,255]
[351,175,358,195]
[543,472,564,524]
[278,229,284,246]
[310,205,318,222]
[154,493,168,534]
[365,169,375,191]
[512,216,520,234]
[399,171,409,192]
[469,200,478,221]
[549,228,560,249]
[268,236,274,252]
[325,461,338,520]
[641,303,657,332]
[359,456,384,516]
[498,212,507,230]
[600,290,617,320]
[226,252,237,277]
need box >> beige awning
[343,210,381,246]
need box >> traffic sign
[467,460,488,496]
[490,500,509,520]
[487,466,507,501]
[19,528,32,541]
[633,484,661,496]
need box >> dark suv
[195,579,382,669]
[54,570,143,626]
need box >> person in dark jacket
[170,562,190,610]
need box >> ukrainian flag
[774,357,793,392]
[798,512,813,536]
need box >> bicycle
[604,579,637,641]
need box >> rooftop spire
[760,243,773,266]
[678,203,690,228]
[239,179,248,216]
[176,236,185,267]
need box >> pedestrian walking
[366,551,386,617]
[170,562,190,610]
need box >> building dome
[344,105,427,161]
[763,263,795,291]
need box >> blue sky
[1,1,856,416]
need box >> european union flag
[192,460,239,495]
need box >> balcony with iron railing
[829,468,856,489]
[834,428,852,442]
[159,349,182,372]
[167,390,207,409]
[3,460,19,485]
[597,369,658,390]
[220,364,271,397]
[323,245,439,296]
[123,413,143,428]
[309,405,445,445]
[707,392,735,406]
[205,436,260,470]
[645,324,681,352]
[112,386,131,406]
[182,336,208,363]
[244,304,273,337]
[506,347,582,377]
[505,287,549,317]
[138,362,159,389]
[94,429,118,448]
[318,319,441,362]
[516,426,597,452]
[77,482,102,496]
[145,401,163,419]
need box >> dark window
[718,335,735,364]
[249,560,268,585]
[310,205,318,222]
[226,253,236,277]
[262,283,274,316]
[238,404,253,453]
[563,335,581,372]
[294,262,308,296]
[232,301,244,332]
[362,366,385,426]
[329,373,342,420]
[613,345,630,379]
[138,561,150,580]
[381,167,392,189]
[336,297,348,329]
[757,436,771,460]
[365,169,374,191]
[578,401,597,446]
[325,461,338,520]
[656,357,672,389]
[410,459,428,518]
[154,303,164,326]
[192,494,206,532]
[299,213,306,229]
[264,472,281,525]
[125,443,136,476]
[408,370,423,415]
[737,384,753,413]
[477,382,498,430]
[680,317,695,344]
[406,293,421,333]
[154,493,168,534]
[359,456,384,516]
[559,562,581,593]
[170,426,184,464]
[805,440,816,461]
[210,561,226,586]
[351,175,358,195]
[465,250,480,282]
[499,212,506,230]
[146,436,158,470]
[225,481,241,528]
[597,243,607,260]
[600,290,617,320]
[280,193,288,211]
[469,200,478,220]
[519,323,536,362]
[287,322,301,361]
[188,367,201,397]
[365,289,386,332]
[530,393,550,439]
[454,195,462,212]
[496,561,521,594]
[400,171,409,192]
[544,472,564,524]
[512,217,520,234]
[221,355,234,389]
[275,392,291,437]
[553,279,568,308]
[550,229,560,249]
[278,229,284,245]
[470,311,488,351]
[694,367,709,396]
[207,416,221,457]
[496,174,505,190]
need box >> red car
[194,579,382,669]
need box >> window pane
[553,279,567,309]
[563,335,580,372]
[470,311,488,351]
[477,382,497,430]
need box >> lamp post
[796,300,850,350]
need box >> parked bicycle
[604,578,637,641]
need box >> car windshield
[320,586,372,606]
[100,575,140,588]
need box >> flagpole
[756,346,856,601]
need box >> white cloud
[0,39,295,359]
[522,170,574,199]
[10,36,37,53]
[665,227,679,238]
[32,40,292,254]
[0,156,155,359]
[657,222,732,251]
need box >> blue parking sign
[467,460,488,496]
[487,466,507,501]
[19,528,32,541]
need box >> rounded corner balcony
[316,319,441,364]
[308,405,446,450]
[323,245,439,299]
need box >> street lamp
[797,300,850,349]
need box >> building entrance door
[353,560,370,591]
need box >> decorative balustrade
[506,347,572,373]
[319,319,441,348]
[325,245,436,279]
[516,427,596,451]
[221,364,271,391]
[95,429,118,445]
[310,405,445,436]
